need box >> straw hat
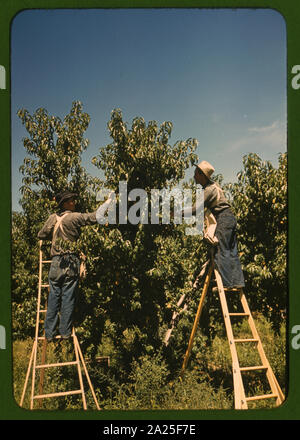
[196,161,215,179]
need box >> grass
[13,313,286,411]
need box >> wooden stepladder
[180,257,285,410]
[19,241,101,410]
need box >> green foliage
[106,351,232,410]
[75,110,201,370]
[14,313,285,410]
[18,102,90,196]
[12,104,287,410]
[12,211,38,338]
[92,109,198,192]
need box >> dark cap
[55,190,78,207]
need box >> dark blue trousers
[214,209,245,288]
[45,254,80,340]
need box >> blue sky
[11,8,287,211]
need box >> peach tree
[77,109,201,376]
[12,104,202,381]
[12,101,98,338]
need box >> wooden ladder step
[39,309,47,313]
[234,338,259,343]
[38,335,63,340]
[245,393,278,402]
[33,390,82,399]
[41,284,50,288]
[240,365,268,372]
[224,288,242,292]
[36,361,78,369]
[229,312,249,316]
[42,260,52,263]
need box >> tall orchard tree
[12,101,98,338]
[12,105,203,381]
[75,109,202,375]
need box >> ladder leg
[164,261,210,346]
[214,268,248,409]
[180,262,213,376]
[72,331,87,410]
[30,243,45,409]
[19,340,36,407]
[37,335,47,409]
[73,333,101,410]
[38,293,49,409]
[20,244,44,408]
[30,337,41,410]
[239,291,285,405]
[164,293,188,346]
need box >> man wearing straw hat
[192,160,245,289]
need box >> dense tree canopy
[12,102,287,409]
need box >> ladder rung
[240,365,268,372]
[229,312,249,316]
[42,260,52,263]
[33,390,82,399]
[38,335,63,340]
[36,361,77,369]
[246,393,278,402]
[41,284,50,288]
[39,309,47,313]
[224,288,242,292]
[234,338,259,343]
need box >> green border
[1,0,299,421]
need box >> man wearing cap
[38,190,101,342]
[190,161,245,289]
